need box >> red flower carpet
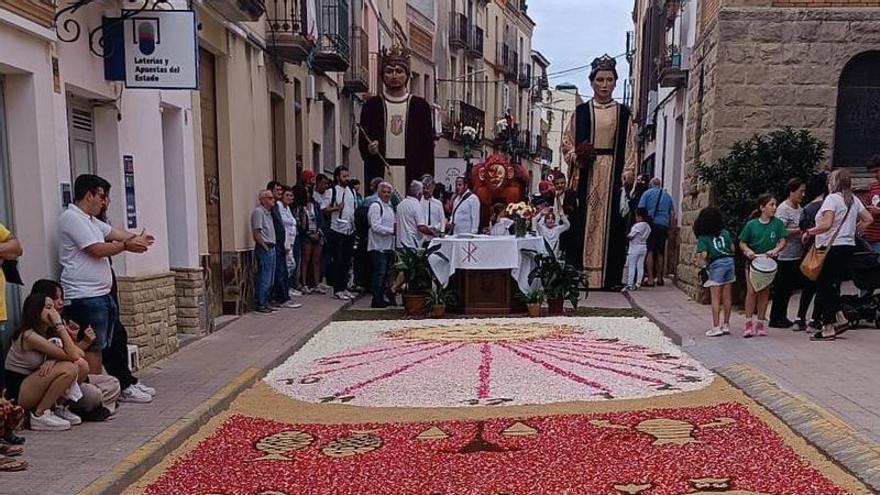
[144,402,849,495]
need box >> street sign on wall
[122,10,198,89]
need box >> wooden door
[199,48,224,321]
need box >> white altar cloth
[428,235,547,293]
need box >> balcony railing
[449,12,468,50]
[266,0,313,64]
[658,53,687,88]
[212,0,266,22]
[467,25,484,58]
[313,0,350,72]
[444,100,486,143]
[518,63,531,89]
[344,26,369,92]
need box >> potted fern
[394,242,448,317]
[518,288,545,317]
[427,285,455,318]
[527,240,585,316]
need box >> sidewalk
[628,283,880,443]
[5,296,346,495]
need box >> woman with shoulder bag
[806,169,873,341]
[794,174,827,331]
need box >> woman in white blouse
[807,169,873,341]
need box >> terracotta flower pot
[403,294,427,318]
[526,303,541,317]
[431,304,446,318]
[547,297,565,316]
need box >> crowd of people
[694,159,880,342]
[0,174,157,471]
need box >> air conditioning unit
[305,75,316,100]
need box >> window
[833,51,880,168]
[67,96,97,182]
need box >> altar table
[428,235,547,314]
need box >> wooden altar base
[447,269,526,315]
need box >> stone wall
[117,272,179,367]
[677,6,880,297]
[173,267,208,335]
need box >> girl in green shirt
[738,193,787,338]
[694,207,735,337]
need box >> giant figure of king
[359,44,435,196]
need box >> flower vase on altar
[514,217,528,238]
[505,202,534,238]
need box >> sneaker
[53,406,82,426]
[29,410,71,431]
[317,282,332,291]
[255,307,274,314]
[301,286,313,295]
[282,301,303,309]
[756,321,767,337]
[705,327,725,337]
[793,319,807,332]
[133,383,156,396]
[334,292,352,300]
[120,385,153,404]
[311,286,326,295]
[289,289,303,298]
[343,290,357,299]
[721,324,731,335]
[742,320,754,338]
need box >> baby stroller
[839,237,880,328]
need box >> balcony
[449,13,468,50]
[467,25,484,58]
[313,0,350,73]
[344,26,369,92]
[518,63,531,89]
[505,50,519,82]
[211,0,266,22]
[444,100,486,143]
[266,0,313,64]
[495,42,509,71]
[658,52,687,88]
[0,0,55,27]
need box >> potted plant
[518,288,545,317]
[427,286,455,318]
[394,242,448,317]
[527,239,585,316]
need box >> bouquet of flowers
[504,201,535,219]
[461,125,477,140]
[575,141,597,168]
[505,202,535,238]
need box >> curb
[717,363,880,492]
[77,303,346,495]
[622,291,684,346]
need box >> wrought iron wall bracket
[54,0,184,57]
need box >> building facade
[543,83,583,180]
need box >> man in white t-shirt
[420,175,445,240]
[368,182,396,308]
[449,176,481,235]
[322,166,357,300]
[60,174,154,374]
[396,181,433,249]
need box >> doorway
[199,48,225,321]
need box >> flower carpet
[264,318,714,407]
[131,317,871,495]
